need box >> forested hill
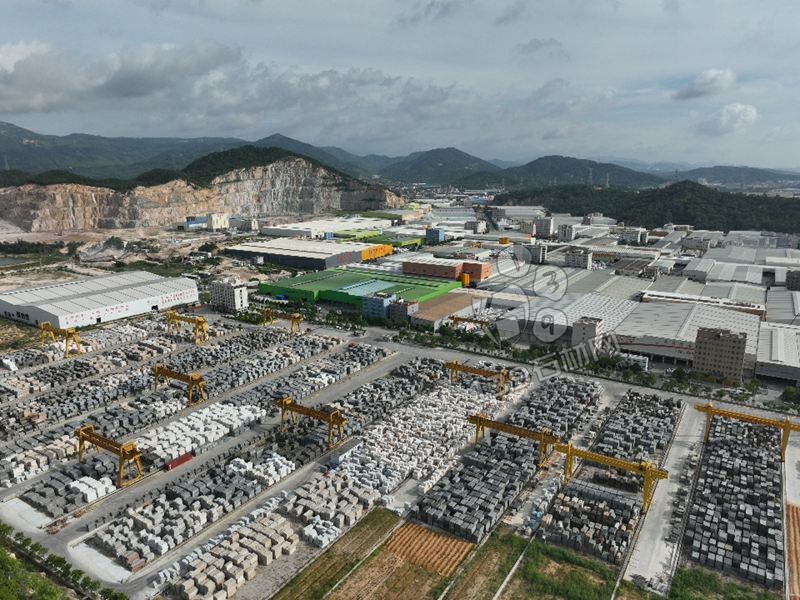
[0,146,365,192]
[495,181,800,233]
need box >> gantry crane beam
[696,402,800,461]
[554,442,668,513]
[166,310,209,345]
[465,414,668,513]
[445,360,510,396]
[152,364,206,406]
[40,322,82,358]
[468,413,559,466]
[275,396,346,448]
[76,425,143,488]
[262,309,303,335]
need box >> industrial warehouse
[226,238,393,270]
[0,271,199,328]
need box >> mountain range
[2,120,799,190]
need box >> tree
[780,387,800,405]
[672,367,688,382]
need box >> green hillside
[459,155,666,189]
[496,181,800,232]
[0,146,378,192]
[378,147,501,184]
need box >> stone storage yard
[590,390,682,491]
[91,451,296,572]
[415,376,602,543]
[0,329,343,490]
[537,389,682,566]
[158,358,523,600]
[683,418,785,590]
[17,341,383,519]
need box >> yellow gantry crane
[76,425,143,488]
[445,360,511,396]
[40,322,82,358]
[465,414,668,513]
[262,308,303,335]
[275,396,347,448]
[152,364,206,406]
[165,310,209,345]
[468,413,559,467]
[555,442,668,513]
[696,402,800,462]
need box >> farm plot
[328,522,469,600]
[386,522,474,577]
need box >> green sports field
[259,269,461,306]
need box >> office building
[693,327,748,382]
[210,278,249,313]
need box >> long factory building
[0,271,199,329]
[227,238,393,270]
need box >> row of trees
[0,521,127,600]
[497,181,800,233]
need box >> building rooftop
[0,271,196,317]
[228,238,383,259]
[758,322,800,369]
[616,302,760,355]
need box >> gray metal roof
[758,322,800,368]
[0,271,196,316]
[616,302,760,354]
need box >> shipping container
[164,452,193,471]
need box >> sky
[0,0,798,168]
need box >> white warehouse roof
[0,271,198,329]
[616,302,760,356]
[756,322,800,382]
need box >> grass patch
[273,508,400,600]
[0,545,69,600]
[669,566,780,600]
[0,316,38,351]
[112,259,190,278]
[499,540,619,600]
[445,526,527,600]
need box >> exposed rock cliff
[0,157,403,231]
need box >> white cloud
[697,103,759,135]
[0,41,49,72]
[674,68,737,100]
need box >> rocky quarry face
[0,158,404,231]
